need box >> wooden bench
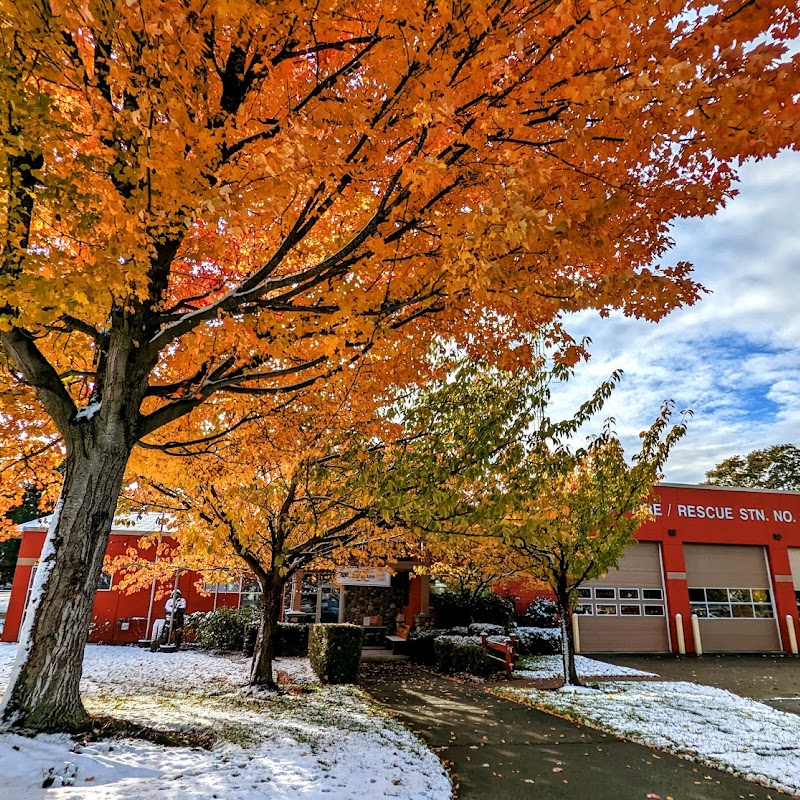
[384,634,407,655]
[385,622,411,655]
[480,633,517,678]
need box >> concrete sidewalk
[360,663,781,800]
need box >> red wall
[500,484,800,653]
[1,530,234,644]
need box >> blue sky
[549,149,800,484]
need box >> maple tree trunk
[249,576,285,688]
[0,427,131,731]
[555,586,581,687]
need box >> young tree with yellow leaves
[501,410,688,686]
[0,0,796,730]
[127,357,546,687]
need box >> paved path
[360,663,780,800]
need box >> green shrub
[514,626,561,656]
[183,611,208,640]
[431,589,514,628]
[243,622,259,656]
[241,621,309,657]
[518,597,559,628]
[196,606,259,651]
[432,637,494,677]
[308,624,363,684]
[277,622,310,656]
[407,629,440,664]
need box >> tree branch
[1,328,77,438]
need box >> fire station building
[508,483,800,655]
[3,483,800,655]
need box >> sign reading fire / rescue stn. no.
[650,503,797,524]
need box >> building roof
[20,511,176,534]
[657,482,800,496]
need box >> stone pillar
[419,573,430,614]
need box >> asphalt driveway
[599,653,800,715]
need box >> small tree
[705,444,800,492]
[130,355,560,685]
[502,409,687,685]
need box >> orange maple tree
[0,0,797,730]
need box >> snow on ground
[505,680,800,797]
[516,654,657,680]
[0,643,316,696]
[0,643,451,800]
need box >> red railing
[480,633,517,678]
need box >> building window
[574,604,593,615]
[204,579,242,593]
[595,588,616,600]
[642,588,663,601]
[240,575,262,608]
[689,587,773,620]
[619,588,639,600]
[596,604,617,615]
[577,588,592,599]
[643,605,665,616]
[97,572,113,591]
[620,604,641,616]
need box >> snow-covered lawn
[516,654,657,680]
[502,679,800,797]
[0,643,451,799]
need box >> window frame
[688,586,774,620]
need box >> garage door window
[596,604,617,615]
[689,587,773,619]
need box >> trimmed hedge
[196,606,259,651]
[514,626,561,655]
[407,629,440,664]
[432,637,494,677]
[468,622,506,637]
[277,622,310,656]
[243,621,310,657]
[308,623,364,684]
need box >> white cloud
[551,150,800,484]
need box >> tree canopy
[0,0,797,731]
[705,444,800,492]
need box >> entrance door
[297,573,341,623]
